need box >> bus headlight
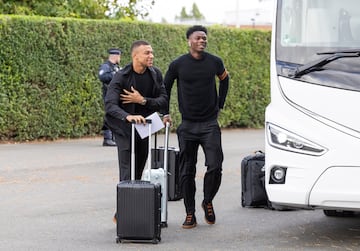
[267,123,327,156]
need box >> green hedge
[0,15,270,141]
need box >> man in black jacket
[163,25,229,229]
[105,40,168,182]
[98,48,121,146]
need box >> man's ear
[188,41,191,46]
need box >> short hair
[186,25,207,39]
[130,40,150,54]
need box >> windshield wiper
[317,49,360,55]
[293,51,360,78]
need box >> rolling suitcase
[241,151,268,208]
[152,147,182,201]
[116,120,161,244]
[165,147,182,201]
[151,127,182,201]
[142,122,170,227]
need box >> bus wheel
[323,210,355,217]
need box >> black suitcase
[116,181,161,243]
[241,151,268,207]
[116,120,162,244]
[152,146,182,201]
[151,123,182,201]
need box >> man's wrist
[140,98,147,105]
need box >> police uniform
[98,48,121,146]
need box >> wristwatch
[141,98,147,105]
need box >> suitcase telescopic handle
[163,122,170,205]
[130,119,152,181]
[131,121,136,181]
[163,122,170,173]
[146,119,152,181]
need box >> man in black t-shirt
[163,25,229,229]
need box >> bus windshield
[276,0,360,90]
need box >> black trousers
[102,84,112,139]
[113,131,149,181]
[177,119,224,214]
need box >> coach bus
[265,0,360,216]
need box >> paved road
[1,129,360,251]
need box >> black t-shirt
[133,69,154,116]
[164,52,227,122]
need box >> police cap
[108,48,121,55]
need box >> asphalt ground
[1,128,360,251]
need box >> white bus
[265,0,360,216]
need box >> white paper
[135,112,164,139]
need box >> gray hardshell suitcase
[142,122,170,227]
[116,120,161,244]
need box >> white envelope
[135,112,165,139]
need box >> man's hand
[162,114,172,126]
[120,86,144,104]
[126,115,146,124]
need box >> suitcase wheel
[241,192,245,207]
[152,237,161,244]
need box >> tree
[0,0,155,20]
[190,3,204,20]
[178,7,190,20]
[175,3,204,22]
[106,0,155,19]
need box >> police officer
[98,48,121,146]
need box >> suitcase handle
[146,119,152,181]
[153,123,171,166]
[131,119,152,181]
[162,122,170,221]
[163,122,170,173]
[131,121,136,181]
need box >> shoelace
[206,204,213,216]
[186,214,193,223]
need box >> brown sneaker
[202,200,215,224]
[182,213,197,229]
